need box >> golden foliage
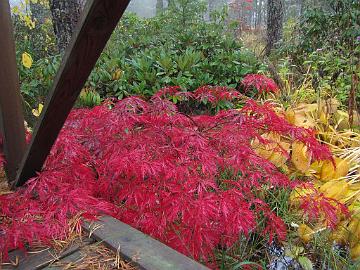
[291,141,311,173]
[298,224,314,243]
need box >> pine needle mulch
[48,241,136,270]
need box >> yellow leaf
[24,15,36,29]
[255,147,273,159]
[269,141,290,167]
[351,243,360,260]
[252,133,279,160]
[334,158,350,179]
[334,110,350,130]
[269,151,287,167]
[309,160,324,175]
[12,6,19,14]
[350,183,360,191]
[290,187,314,204]
[320,157,350,181]
[112,68,123,80]
[319,111,328,125]
[324,98,340,114]
[285,245,304,257]
[320,161,335,181]
[293,113,316,128]
[348,218,360,248]
[22,52,33,69]
[349,202,360,219]
[298,224,314,243]
[291,141,311,173]
[285,108,295,124]
[319,180,349,201]
[32,103,43,117]
[290,103,319,128]
[330,221,349,245]
[296,103,318,114]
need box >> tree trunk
[255,0,263,29]
[49,0,85,52]
[298,0,305,16]
[265,0,284,55]
[156,0,164,14]
[252,0,257,29]
[167,0,176,8]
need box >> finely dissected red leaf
[242,74,279,94]
[295,183,349,229]
[193,85,240,104]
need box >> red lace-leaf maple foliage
[242,74,279,94]
[193,86,240,104]
[0,85,333,265]
[293,183,349,229]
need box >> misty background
[10,0,162,18]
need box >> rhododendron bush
[0,86,335,265]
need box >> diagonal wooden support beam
[14,0,131,187]
[0,0,27,183]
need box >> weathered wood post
[14,0,131,187]
[0,0,27,183]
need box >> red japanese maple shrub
[242,74,279,94]
[0,86,333,265]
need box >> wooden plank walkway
[2,216,210,270]
[3,239,95,270]
[83,216,210,270]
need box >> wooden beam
[83,216,210,270]
[14,0,131,187]
[4,238,94,270]
[0,0,27,183]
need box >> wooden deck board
[82,216,210,270]
[3,216,209,270]
[42,242,135,270]
[3,239,94,270]
[42,250,86,270]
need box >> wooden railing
[0,0,131,188]
[0,1,27,183]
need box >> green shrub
[278,0,360,106]
[15,0,264,118]
[87,10,264,99]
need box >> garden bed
[2,83,348,269]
